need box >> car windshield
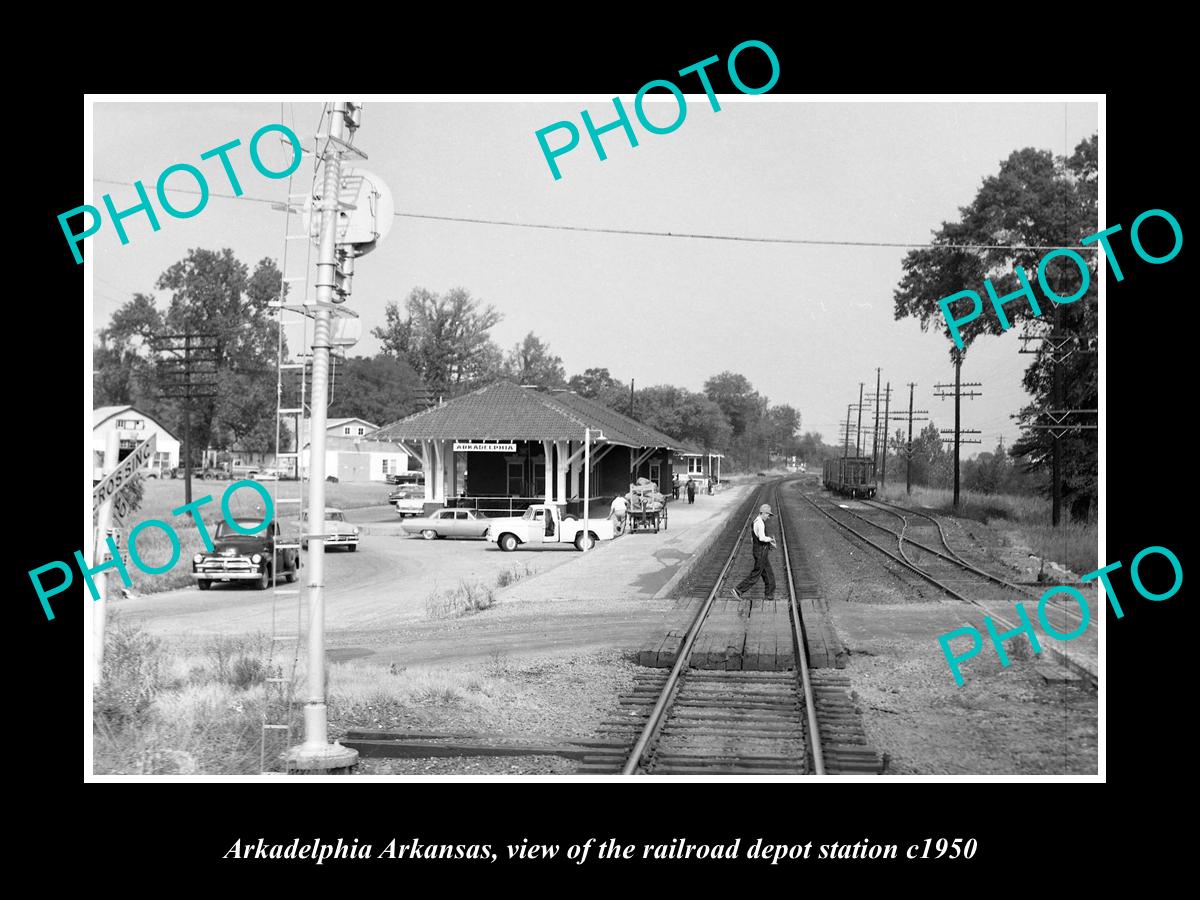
[215,521,266,538]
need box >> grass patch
[1015,522,1098,579]
[495,561,537,589]
[93,617,502,775]
[424,579,496,619]
[878,483,1047,524]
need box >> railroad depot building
[374,381,709,512]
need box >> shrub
[495,562,536,588]
[94,617,167,728]
[425,579,496,619]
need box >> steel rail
[867,498,1053,599]
[778,492,825,775]
[620,487,764,775]
[855,499,1083,626]
[800,490,980,606]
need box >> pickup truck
[191,517,299,590]
[484,503,614,552]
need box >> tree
[893,135,1098,519]
[962,443,1013,495]
[504,332,566,389]
[372,287,503,398]
[328,354,424,425]
[95,250,284,460]
[765,404,801,456]
[94,293,162,408]
[703,371,762,437]
[154,249,284,456]
[635,385,731,452]
[568,367,630,410]
[907,421,950,488]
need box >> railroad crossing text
[535,39,780,180]
[937,544,1182,685]
[938,208,1183,349]
[33,479,275,620]
[59,123,304,264]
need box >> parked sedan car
[389,484,428,518]
[192,518,299,590]
[299,508,360,551]
[251,468,282,481]
[401,508,491,540]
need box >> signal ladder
[260,117,364,774]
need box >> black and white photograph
[78,92,1109,782]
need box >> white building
[93,405,180,477]
[297,418,412,482]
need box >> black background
[22,25,1188,887]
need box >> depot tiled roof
[547,390,692,452]
[375,381,694,449]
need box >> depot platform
[493,484,753,604]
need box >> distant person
[731,504,777,601]
[686,478,697,504]
[610,494,628,535]
[671,475,680,500]
[706,475,714,496]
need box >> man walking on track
[731,504,777,601]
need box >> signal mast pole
[286,102,358,774]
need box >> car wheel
[574,532,597,552]
[197,581,211,591]
[348,544,357,552]
[499,533,519,552]
[258,567,271,590]
[422,530,438,541]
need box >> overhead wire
[88,177,1095,253]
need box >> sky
[90,98,1098,456]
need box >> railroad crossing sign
[93,433,156,510]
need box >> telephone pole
[855,382,864,456]
[842,404,853,458]
[1019,326,1097,527]
[870,368,882,472]
[880,381,892,487]
[152,333,219,505]
[934,349,983,508]
[896,382,929,496]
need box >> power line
[89,177,1097,252]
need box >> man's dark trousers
[736,541,776,598]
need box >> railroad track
[803,490,1082,622]
[800,487,1095,685]
[580,479,881,775]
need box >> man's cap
[760,504,774,516]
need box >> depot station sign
[453,442,517,453]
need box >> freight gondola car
[822,456,877,499]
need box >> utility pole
[880,381,892,487]
[934,349,982,508]
[855,382,864,456]
[896,382,930,496]
[153,332,218,504]
[284,102,360,775]
[629,379,635,419]
[871,367,882,472]
[1019,325,1097,527]
[842,404,852,459]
